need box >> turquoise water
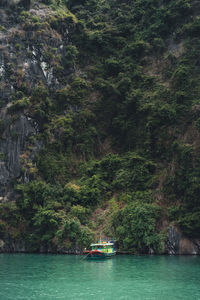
[0,254,200,300]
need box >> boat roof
[91,242,114,246]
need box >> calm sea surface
[0,254,200,300]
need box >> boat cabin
[90,242,115,254]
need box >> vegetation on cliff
[0,0,199,253]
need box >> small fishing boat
[84,239,116,259]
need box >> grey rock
[0,114,36,187]
[0,2,71,200]
[165,225,181,255]
[165,225,200,255]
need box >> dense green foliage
[0,0,199,253]
[112,201,163,253]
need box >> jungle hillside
[0,0,200,254]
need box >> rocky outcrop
[0,239,26,253]
[0,1,74,201]
[165,225,200,255]
[0,0,20,7]
[0,114,36,182]
[0,238,82,254]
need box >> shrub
[111,202,164,253]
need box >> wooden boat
[84,239,116,259]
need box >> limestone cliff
[0,0,199,254]
[0,0,74,199]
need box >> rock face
[0,1,73,201]
[0,1,199,254]
[165,225,200,255]
[0,238,82,254]
[0,0,21,7]
[0,114,36,183]
[0,239,26,253]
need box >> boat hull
[84,250,116,260]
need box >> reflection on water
[0,254,200,300]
